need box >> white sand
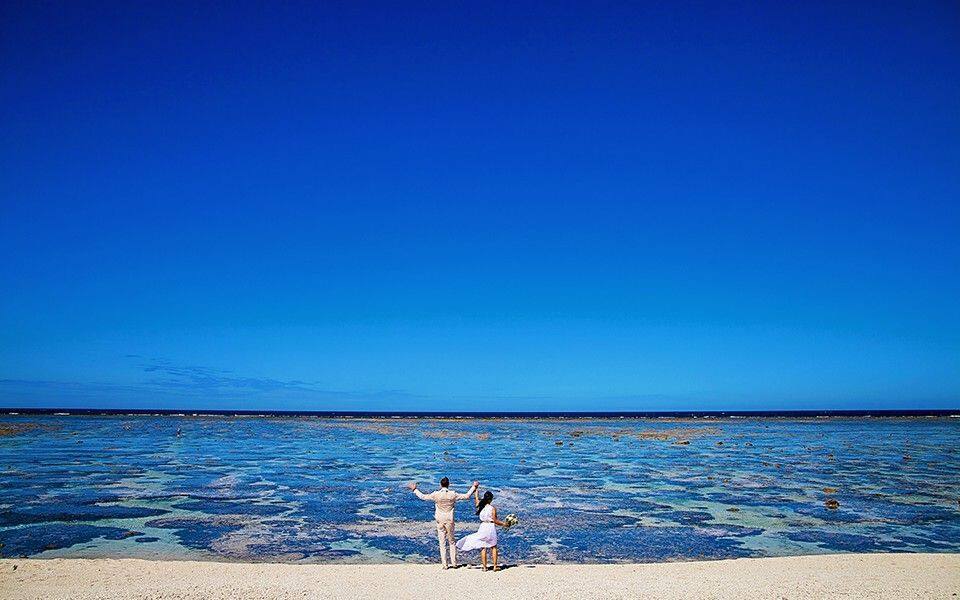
[2,554,958,599]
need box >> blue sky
[1,1,958,411]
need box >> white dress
[456,504,497,550]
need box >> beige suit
[414,483,477,567]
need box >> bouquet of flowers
[503,513,519,528]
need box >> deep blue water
[1,415,958,563]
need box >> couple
[407,477,508,571]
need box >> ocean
[1,413,958,563]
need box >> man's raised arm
[455,481,479,500]
[408,482,434,501]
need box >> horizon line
[3,407,958,418]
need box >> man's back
[415,484,476,522]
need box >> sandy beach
[2,554,958,600]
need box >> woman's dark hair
[476,491,494,515]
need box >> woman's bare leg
[481,548,487,571]
[492,546,499,571]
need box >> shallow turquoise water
[1,416,958,562]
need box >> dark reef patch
[0,504,168,527]
[0,524,129,557]
[143,517,245,551]
[784,530,908,552]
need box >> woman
[456,488,508,571]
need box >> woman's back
[479,503,494,522]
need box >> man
[408,477,478,569]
